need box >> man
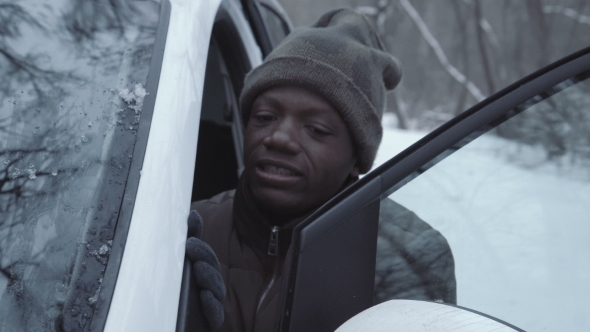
[186,8,456,331]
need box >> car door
[277,46,590,331]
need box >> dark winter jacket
[192,189,456,332]
[192,189,283,332]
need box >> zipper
[268,226,279,256]
[256,226,281,314]
[256,268,279,314]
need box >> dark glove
[186,210,225,330]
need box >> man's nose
[262,118,300,154]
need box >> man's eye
[307,126,331,136]
[254,114,275,122]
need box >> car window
[0,0,161,330]
[380,70,590,331]
[371,113,425,171]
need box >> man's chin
[250,187,309,218]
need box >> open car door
[277,46,590,332]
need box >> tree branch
[398,0,486,102]
[543,5,590,25]
[474,0,495,94]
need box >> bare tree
[0,1,159,329]
[280,0,590,133]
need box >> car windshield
[0,0,160,330]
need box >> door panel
[278,178,382,332]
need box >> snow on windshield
[0,1,160,330]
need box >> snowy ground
[372,116,590,331]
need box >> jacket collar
[232,174,358,257]
[233,175,307,257]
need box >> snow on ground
[373,120,590,331]
[372,113,426,168]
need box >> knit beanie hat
[240,8,402,173]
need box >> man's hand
[185,210,225,330]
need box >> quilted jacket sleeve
[374,198,457,304]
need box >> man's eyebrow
[254,94,338,118]
[253,94,283,108]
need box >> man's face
[243,86,359,218]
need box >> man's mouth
[259,164,299,176]
[254,160,303,183]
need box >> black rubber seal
[87,0,171,330]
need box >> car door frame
[240,0,293,57]
[101,1,232,331]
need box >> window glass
[0,0,160,329]
[375,197,456,304]
[371,112,425,171]
[258,2,290,48]
[378,72,590,331]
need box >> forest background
[278,0,590,130]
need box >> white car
[0,0,290,330]
[1,0,589,331]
